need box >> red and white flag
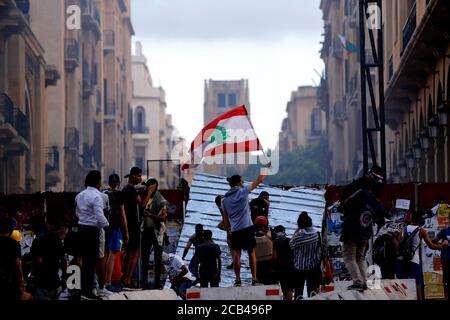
[182,105,262,170]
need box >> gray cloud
[131,0,322,40]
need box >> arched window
[135,106,146,133]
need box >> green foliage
[242,139,327,186]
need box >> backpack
[104,190,121,228]
[373,233,398,266]
[397,226,421,262]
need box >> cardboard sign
[395,199,411,210]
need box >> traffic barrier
[103,289,179,300]
[308,280,417,300]
[186,285,283,300]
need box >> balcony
[15,108,28,140]
[65,127,80,152]
[103,30,115,53]
[82,61,94,98]
[0,93,15,139]
[64,38,80,71]
[133,127,150,134]
[82,143,95,170]
[332,37,344,60]
[45,146,61,187]
[333,101,347,127]
[104,100,116,120]
[82,6,101,41]
[402,2,417,55]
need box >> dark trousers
[78,226,99,296]
[141,227,162,287]
[200,278,220,288]
[294,264,322,299]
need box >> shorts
[106,228,123,252]
[231,226,256,251]
[98,228,106,259]
[127,226,141,252]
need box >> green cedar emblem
[209,126,229,144]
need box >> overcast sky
[131,0,324,149]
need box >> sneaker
[233,280,242,287]
[97,288,114,297]
[251,280,262,286]
[105,284,122,293]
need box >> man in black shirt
[121,167,152,288]
[273,225,295,300]
[195,230,221,288]
[0,216,31,301]
[250,191,270,224]
[31,221,67,300]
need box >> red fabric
[203,139,261,157]
[112,251,123,282]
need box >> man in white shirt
[75,170,109,300]
[162,253,195,300]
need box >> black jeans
[78,226,99,296]
[141,227,162,287]
[294,264,322,299]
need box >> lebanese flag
[182,105,262,170]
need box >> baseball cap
[124,166,142,179]
[255,216,269,227]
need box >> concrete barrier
[308,280,417,300]
[103,289,179,300]
[186,285,283,301]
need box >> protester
[432,224,450,300]
[254,216,275,285]
[75,170,109,300]
[182,224,205,283]
[221,173,267,287]
[103,174,128,293]
[162,252,195,300]
[30,220,68,300]
[96,191,110,296]
[340,170,386,292]
[216,195,233,270]
[121,167,152,289]
[396,210,444,299]
[195,230,222,288]
[141,178,168,289]
[0,216,33,301]
[250,191,270,223]
[273,225,295,300]
[290,212,322,299]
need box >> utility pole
[359,0,387,179]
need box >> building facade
[203,79,251,177]
[102,0,134,182]
[131,42,182,189]
[384,0,450,183]
[0,0,52,194]
[279,86,326,152]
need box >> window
[218,93,226,108]
[135,146,146,170]
[228,93,237,107]
[135,106,145,129]
[311,109,322,136]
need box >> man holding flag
[182,104,271,286]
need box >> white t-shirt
[166,254,195,281]
[407,225,421,264]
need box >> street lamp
[438,103,450,126]
[398,159,407,178]
[413,138,422,160]
[406,149,415,169]
[420,129,430,151]
[428,115,439,138]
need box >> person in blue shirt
[432,226,450,300]
[221,173,267,287]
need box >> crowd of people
[1,164,449,301]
